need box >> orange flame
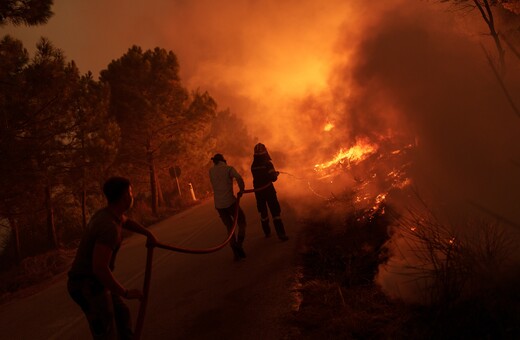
[323,122,334,132]
[314,138,378,171]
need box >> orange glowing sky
[1,0,355,149]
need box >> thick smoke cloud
[331,1,520,303]
[339,1,520,220]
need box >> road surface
[0,194,301,339]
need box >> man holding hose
[209,153,247,261]
[67,176,157,339]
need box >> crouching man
[67,176,158,339]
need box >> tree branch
[481,44,520,118]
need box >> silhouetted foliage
[66,73,120,230]
[439,0,520,115]
[0,37,119,265]
[100,46,190,214]
[0,0,54,27]
[0,37,253,275]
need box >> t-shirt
[209,161,245,209]
[68,207,123,278]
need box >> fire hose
[278,171,331,200]
[133,182,273,339]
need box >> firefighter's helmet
[254,143,268,155]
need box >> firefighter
[209,153,247,260]
[251,143,289,241]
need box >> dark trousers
[68,276,133,340]
[254,185,286,237]
[217,202,246,249]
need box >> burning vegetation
[286,1,520,336]
[288,130,520,338]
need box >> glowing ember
[395,178,412,189]
[323,122,334,132]
[375,193,386,204]
[388,169,412,189]
[314,139,378,171]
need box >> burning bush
[292,132,520,337]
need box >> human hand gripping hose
[133,182,273,339]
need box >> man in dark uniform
[251,143,289,241]
[67,176,157,339]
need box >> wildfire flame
[314,138,378,171]
[323,122,334,132]
[309,135,412,214]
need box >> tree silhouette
[101,46,189,215]
[441,0,520,116]
[0,0,54,27]
[0,36,82,259]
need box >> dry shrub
[386,201,516,306]
[297,187,520,338]
[0,248,75,302]
[293,200,402,339]
[378,195,520,338]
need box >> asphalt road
[0,194,301,340]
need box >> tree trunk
[81,133,87,230]
[147,148,158,215]
[175,171,182,198]
[8,216,21,264]
[156,172,164,207]
[45,185,58,249]
[81,181,87,230]
[474,0,506,74]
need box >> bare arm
[92,243,142,299]
[230,167,245,192]
[122,217,158,247]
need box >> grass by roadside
[288,204,414,339]
[0,248,76,305]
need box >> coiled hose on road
[134,183,272,339]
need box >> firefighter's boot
[236,234,246,258]
[237,234,245,247]
[273,217,289,241]
[261,216,271,237]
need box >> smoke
[0,0,352,188]
[189,0,520,303]
[3,0,520,303]
[326,1,520,304]
[339,1,520,219]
